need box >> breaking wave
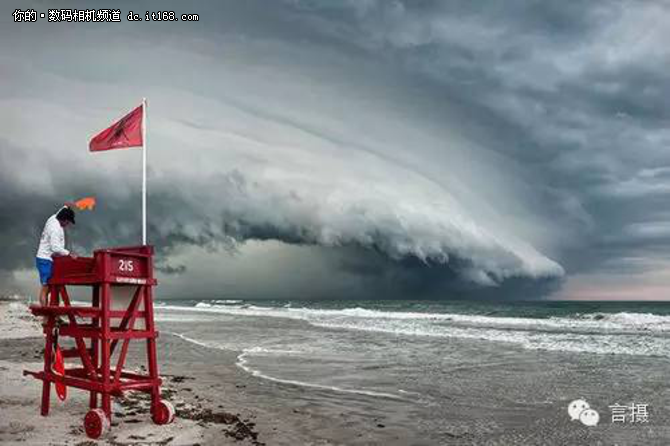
[160,303,670,357]
[236,347,404,399]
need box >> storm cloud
[2,1,670,299]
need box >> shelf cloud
[2,0,670,299]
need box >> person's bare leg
[39,285,48,306]
[39,285,49,326]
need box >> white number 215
[118,259,134,272]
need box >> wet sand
[3,300,670,445]
[0,301,420,445]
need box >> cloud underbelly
[167,164,565,287]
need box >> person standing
[36,203,77,312]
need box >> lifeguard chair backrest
[94,245,155,330]
[94,245,154,284]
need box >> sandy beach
[4,298,670,445]
[0,300,419,445]
[0,298,266,446]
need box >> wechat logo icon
[568,399,599,426]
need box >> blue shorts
[36,258,53,285]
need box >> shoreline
[5,299,670,445]
[0,300,265,445]
[0,305,263,445]
[0,301,417,445]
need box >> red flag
[53,345,67,401]
[89,105,143,152]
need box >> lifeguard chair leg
[143,286,161,415]
[100,283,112,420]
[89,285,100,409]
[40,284,59,416]
[40,319,54,416]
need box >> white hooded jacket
[36,207,70,260]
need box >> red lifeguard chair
[25,245,175,439]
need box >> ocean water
[154,299,670,404]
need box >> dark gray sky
[2,0,670,300]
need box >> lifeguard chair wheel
[84,409,110,439]
[152,400,176,425]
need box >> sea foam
[158,303,670,357]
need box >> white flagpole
[142,97,147,245]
